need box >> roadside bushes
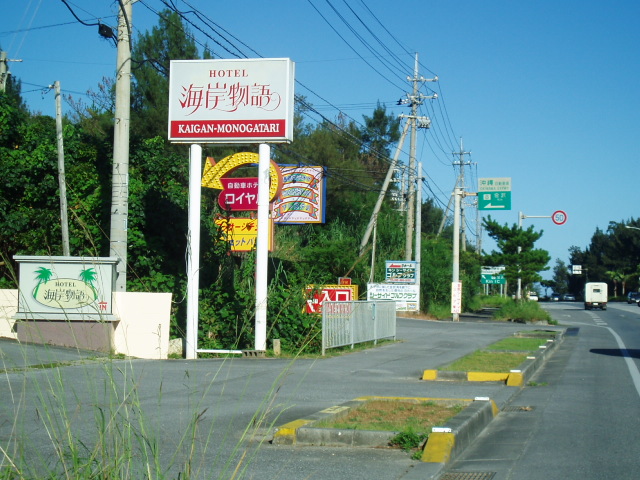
[491,298,553,324]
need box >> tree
[420,198,445,236]
[482,217,550,297]
[131,9,201,139]
[551,259,569,295]
[360,102,401,179]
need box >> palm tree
[79,268,98,300]
[33,267,53,298]
[606,270,624,297]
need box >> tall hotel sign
[168,58,295,143]
[169,58,295,358]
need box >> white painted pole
[185,144,202,359]
[415,162,422,311]
[255,143,270,351]
[452,187,462,321]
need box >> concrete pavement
[0,316,563,479]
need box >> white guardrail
[321,301,397,355]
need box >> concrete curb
[273,329,565,479]
[422,329,564,386]
[421,397,498,463]
[273,396,473,447]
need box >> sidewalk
[0,316,562,480]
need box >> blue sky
[2,0,639,280]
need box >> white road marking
[588,311,640,398]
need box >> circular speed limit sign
[552,210,568,225]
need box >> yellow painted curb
[421,369,438,380]
[507,371,524,386]
[273,419,314,442]
[467,372,509,382]
[422,432,456,462]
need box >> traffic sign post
[552,210,568,225]
[481,266,506,285]
[478,177,512,211]
[478,191,512,210]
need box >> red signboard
[217,177,258,211]
[305,285,357,314]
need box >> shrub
[492,298,553,323]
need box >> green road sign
[478,191,512,210]
[481,274,506,285]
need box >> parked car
[550,293,561,301]
[627,292,640,304]
[527,292,539,301]
[563,294,576,301]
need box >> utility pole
[452,138,471,251]
[451,188,478,320]
[398,53,436,261]
[452,187,462,321]
[359,121,410,255]
[110,0,133,291]
[415,161,423,310]
[0,51,23,92]
[51,81,70,256]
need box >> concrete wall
[0,290,18,340]
[0,290,173,359]
[112,292,172,359]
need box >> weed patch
[315,399,462,432]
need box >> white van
[584,282,607,310]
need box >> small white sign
[367,283,420,311]
[451,281,463,314]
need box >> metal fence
[321,301,396,355]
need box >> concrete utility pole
[399,54,436,261]
[0,51,23,92]
[52,81,70,256]
[110,0,133,291]
[452,187,462,321]
[415,161,423,305]
[359,121,410,255]
[452,138,471,251]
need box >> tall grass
[0,337,306,480]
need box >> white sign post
[451,281,463,315]
[169,59,295,358]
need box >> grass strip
[314,400,463,432]
[486,337,548,351]
[440,350,529,372]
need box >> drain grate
[502,405,535,412]
[441,472,496,480]
[565,327,580,336]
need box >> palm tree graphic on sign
[33,267,53,298]
[79,268,99,300]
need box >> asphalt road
[1,316,551,480]
[445,301,640,479]
[4,304,639,480]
